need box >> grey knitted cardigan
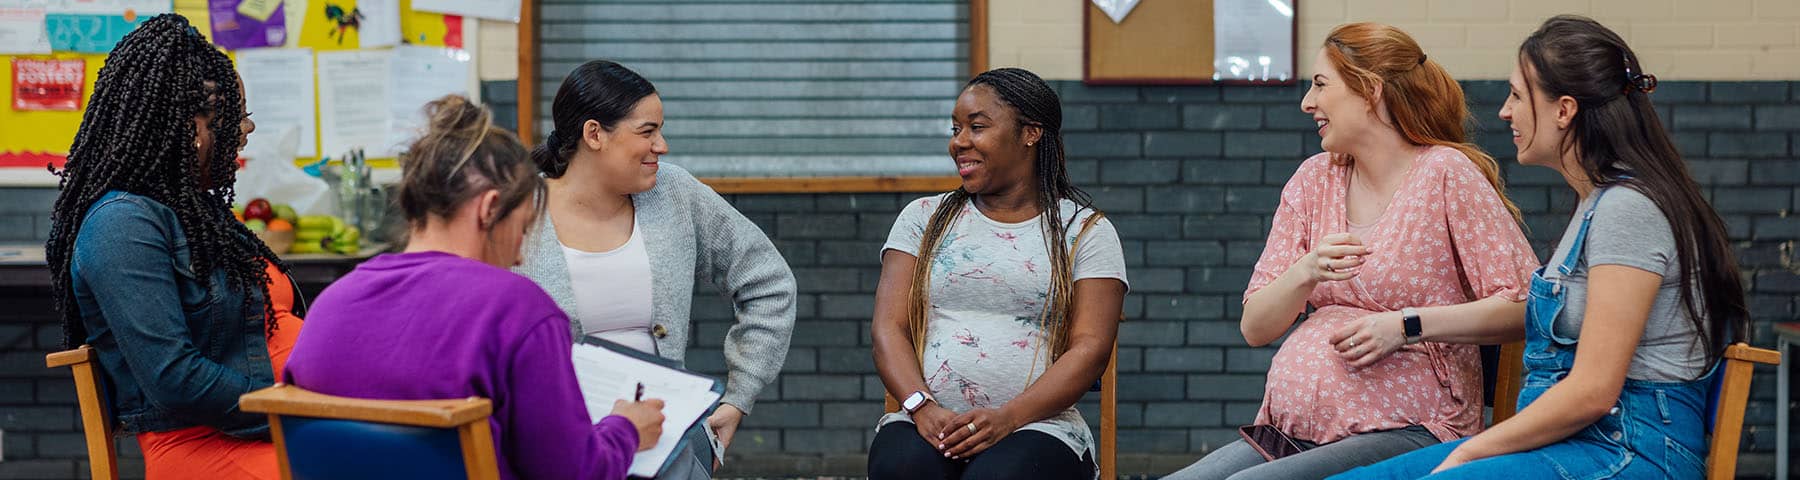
[514,163,795,413]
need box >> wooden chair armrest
[240,384,492,428]
[1723,343,1780,365]
[46,345,94,368]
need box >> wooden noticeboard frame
[1083,0,1297,85]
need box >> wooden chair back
[45,345,117,480]
[239,384,500,480]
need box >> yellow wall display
[2,0,463,171]
[0,53,106,167]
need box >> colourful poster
[207,0,285,49]
[11,57,83,111]
[296,0,358,49]
[398,0,457,48]
[41,0,171,53]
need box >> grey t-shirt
[1543,186,1708,381]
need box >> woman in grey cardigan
[516,60,796,479]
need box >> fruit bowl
[257,229,296,254]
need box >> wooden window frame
[516,0,979,194]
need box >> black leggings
[867,422,1095,480]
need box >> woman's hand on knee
[912,404,957,445]
[1331,311,1405,368]
[937,408,1019,459]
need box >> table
[1776,322,1800,480]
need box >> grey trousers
[1161,426,1439,480]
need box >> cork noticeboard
[1084,0,1296,85]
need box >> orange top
[136,261,302,480]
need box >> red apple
[244,198,274,222]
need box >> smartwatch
[902,390,936,414]
[1401,307,1423,345]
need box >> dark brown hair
[396,95,543,231]
[532,60,658,178]
[1519,15,1748,368]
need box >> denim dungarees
[1333,186,1712,479]
[1511,186,1711,479]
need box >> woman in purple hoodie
[284,95,664,479]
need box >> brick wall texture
[1,79,1796,478]
[991,0,1800,81]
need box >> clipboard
[574,336,725,478]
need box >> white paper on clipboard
[571,340,723,478]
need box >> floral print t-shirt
[1248,147,1539,445]
[876,194,1129,462]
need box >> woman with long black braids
[867,68,1128,480]
[45,14,296,479]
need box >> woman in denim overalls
[1331,15,1751,479]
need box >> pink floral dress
[1247,147,1539,444]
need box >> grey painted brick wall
[0,80,1795,479]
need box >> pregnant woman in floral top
[1165,23,1540,480]
[867,68,1128,480]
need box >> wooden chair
[239,384,500,480]
[45,345,117,480]
[1488,342,1781,480]
[1489,341,1525,425]
[1707,343,1781,480]
[884,340,1119,480]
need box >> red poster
[12,58,84,111]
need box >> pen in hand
[635,382,645,402]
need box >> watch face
[903,392,923,410]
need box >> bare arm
[1330,295,1526,367]
[1242,233,1368,346]
[871,249,930,403]
[1433,265,1658,472]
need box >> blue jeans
[1331,186,1709,480]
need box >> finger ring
[1349,340,1357,348]
[967,423,978,433]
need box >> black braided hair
[46,14,285,348]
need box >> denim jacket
[70,191,299,438]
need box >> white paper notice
[571,342,722,478]
[237,48,318,157]
[1213,0,1295,82]
[1089,0,1139,24]
[316,49,391,158]
[0,8,49,53]
[30,0,169,15]
[410,0,518,22]
[357,0,399,48]
[383,45,470,157]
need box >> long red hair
[1322,22,1522,224]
